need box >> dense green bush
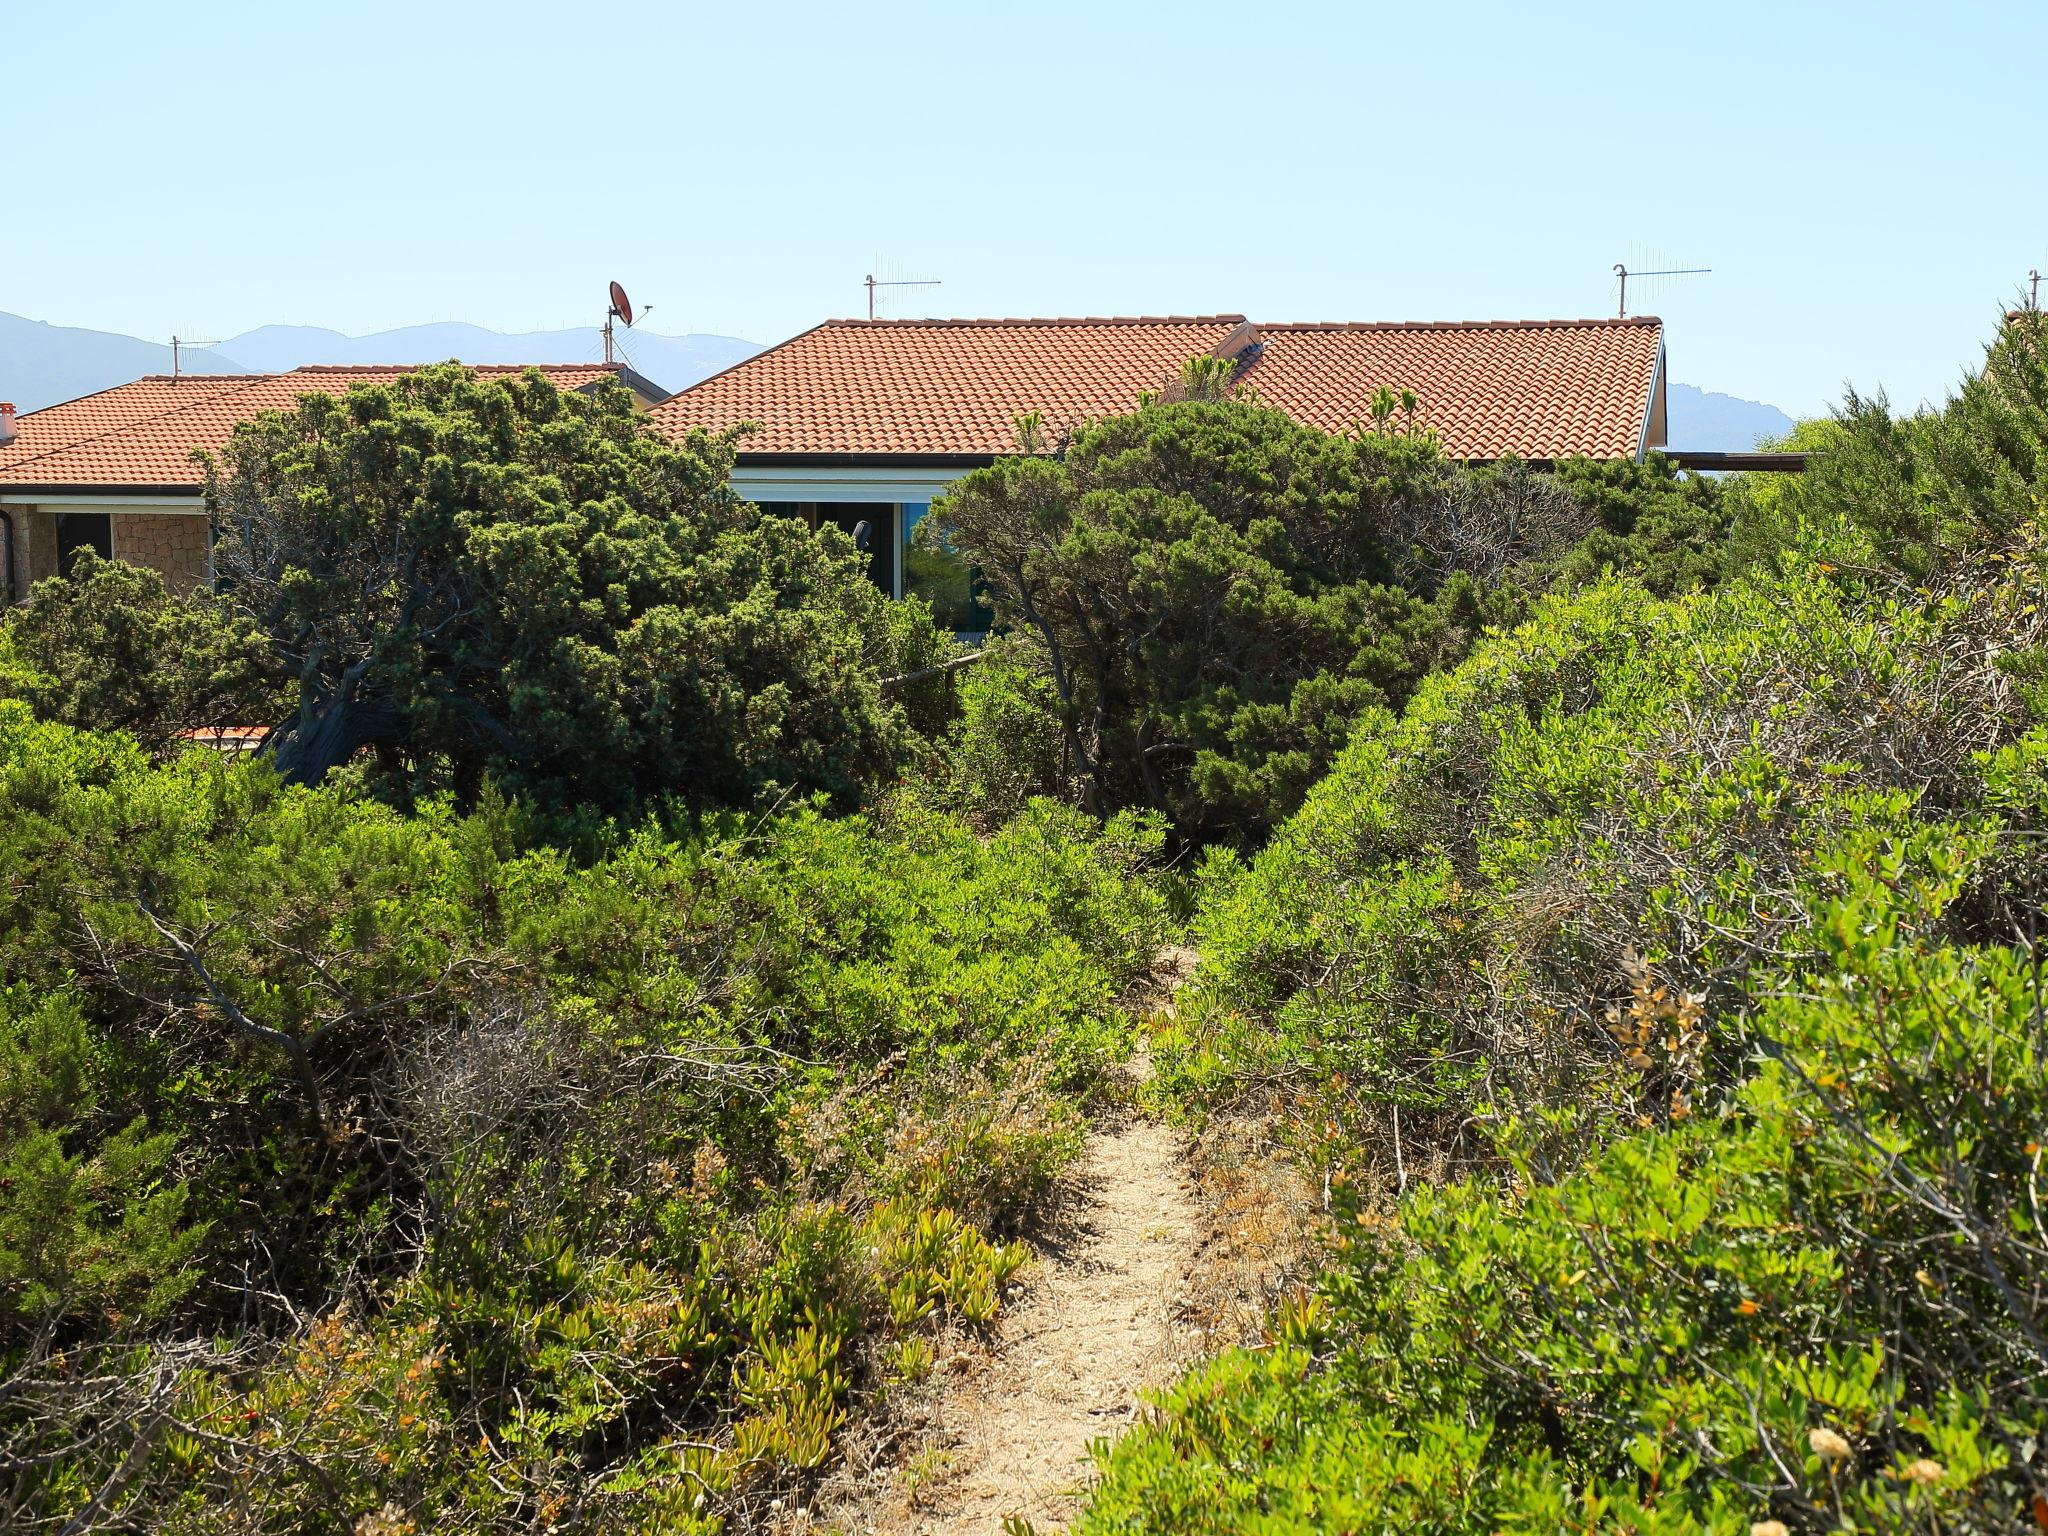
[1097,757,2048,1531]
[925,389,1474,843]
[1087,318,2048,1532]
[1784,309,2048,580]
[0,704,1163,1532]
[1549,450,1731,595]
[0,552,285,753]
[927,379,1734,843]
[940,633,1072,824]
[205,365,934,815]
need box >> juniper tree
[205,365,914,814]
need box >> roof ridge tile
[825,314,1247,329]
[1261,316,1662,333]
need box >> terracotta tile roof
[0,365,636,491]
[1241,319,1664,461]
[649,317,1250,457]
[651,315,1663,463]
[177,725,269,754]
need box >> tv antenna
[168,334,221,383]
[1613,262,1710,317]
[2029,269,2042,311]
[865,272,941,321]
[603,280,652,365]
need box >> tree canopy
[0,552,284,755]
[205,365,916,814]
[924,385,1619,843]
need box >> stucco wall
[111,514,212,594]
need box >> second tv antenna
[865,272,941,321]
[169,334,222,383]
[1613,262,1710,317]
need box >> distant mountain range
[2,311,1802,453]
[0,313,248,412]
[0,312,763,413]
[208,322,762,397]
[1665,382,1797,452]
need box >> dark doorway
[56,513,112,570]
[753,503,897,597]
[815,504,896,596]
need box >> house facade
[4,318,1670,621]
[646,313,1668,631]
[0,364,668,604]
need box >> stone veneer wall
[4,510,59,600]
[0,510,22,603]
[111,514,212,594]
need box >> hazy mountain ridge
[0,313,244,412]
[1665,381,1798,451]
[0,312,762,413]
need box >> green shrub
[0,552,285,754]
[204,364,936,815]
[0,705,1163,1531]
[1091,310,2048,1535]
[945,634,1071,824]
[1548,450,1731,595]
[925,396,1466,843]
[1090,811,2046,1532]
[0,986,202,1346]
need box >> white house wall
[726,465,970,505]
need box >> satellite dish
[609,281,634,328]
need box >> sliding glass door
[754,499,989,636]
[900,502,989,636]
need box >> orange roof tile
[650,317,1250,457]
[651,315,1663,463]
[0,365,637,491]
[1242,320,1664,461]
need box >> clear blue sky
[10,0,2045,417]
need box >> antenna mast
[1613,262,1711,318]
[865,272,942,321]
[2030,269,2042,311]
[603,281,648,366]
[169,335,221,383]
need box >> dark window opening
[815,503,896,596]
[756,502,897,596]
[57,513,112,570]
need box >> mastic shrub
[1088,317,2048,1533]
[0,702,1163,1532]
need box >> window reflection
[901,502,989,636]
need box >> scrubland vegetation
[1086,320,2048,1533]
[4,321,2046,1532]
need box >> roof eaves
[0,482,207,498]
[730,450,1003,469]
[1636,337,1668,463]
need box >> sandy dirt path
[812,947,1204,1535]
[869,1106,1196,1534]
